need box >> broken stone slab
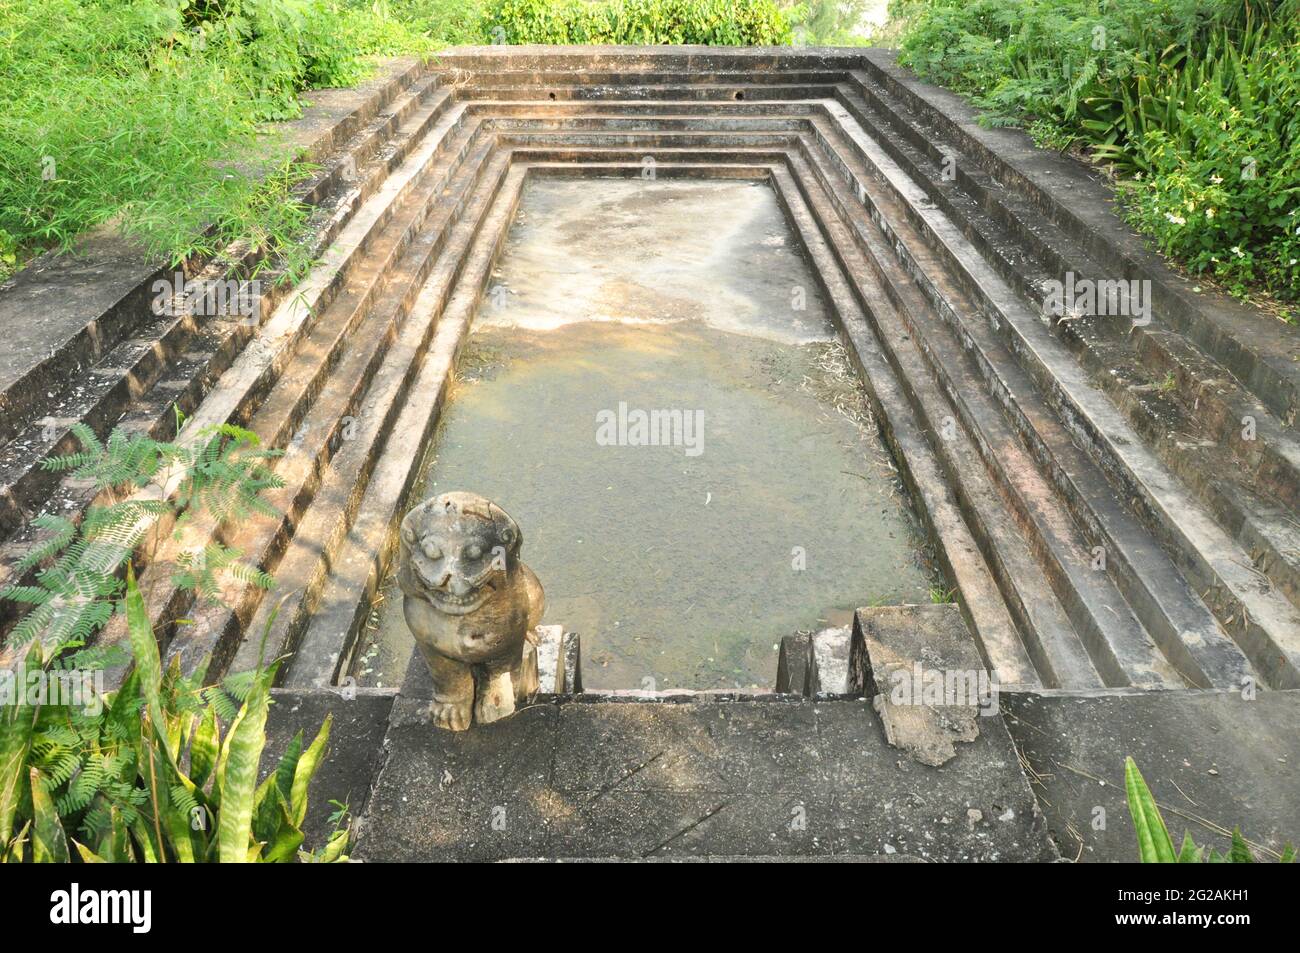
[851,604,995,767]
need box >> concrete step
[143,121,500,679]
[433,46,868,73]
[88,111,489,677]
[452,69,850,87]
[252,149,518,685]
[807,99,1299,686]
[789,126,1242,688]
[853,54,1300,425]
[460,82,838,102]
[783,153,1143,688]
[836,80,1300,609]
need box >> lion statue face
[398,491,522,616]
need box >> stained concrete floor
[1003,690,1300,862]
[352,693,1056,862]
[265,683,1300,863]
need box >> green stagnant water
[355,179,938,690]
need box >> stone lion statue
[397,491,544,730]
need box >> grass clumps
[0,0,426,277]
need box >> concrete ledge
[354,696,1057,862]
[1003,688,1300,862]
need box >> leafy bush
[892,0,1300,303]
[1,572,347,863]
[485,0,794,45]
[0,419,344,862]
[344,0,489,51]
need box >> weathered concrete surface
[354,696,1056,862]
[261,688,395,848]
[1003,689,1300,863]
[853,605,986,767]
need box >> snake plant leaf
[1176,831,1202,863]
[73,840,107,862]
[253,775,288,847]
[97,806,134,863]
[274,730,304,802]
[290,714,331,828]
[189,704,220,791]
[165,795,198,863]
[0,646,38,846]
[216,672,270,863]
[1125,756,1176,863]
[29,768,70,864]
[260,795,305,864]
[125,565,174,765]
[317,827,349,863]
[1228,828,1254,863]
[5,820,30,863]
[131,808,161,863]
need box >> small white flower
[1231,246,1244,258]
[1165,211,1187,226]
[1206,208,1215,219]
[1210,175,1223,185]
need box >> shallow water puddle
[357,179,937,689]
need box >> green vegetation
[3,421,281,657]
[1124,757,1295,862]
[0,420,345,862]
[485,0,792,45]
[1,584,348,863]
[890,0,1300,306]
[0,1,404,277]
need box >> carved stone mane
[398,491,543,730]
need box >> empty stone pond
[354,177,937,689]
[7,45,1296,864]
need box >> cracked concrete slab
[349,691,1055,861]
